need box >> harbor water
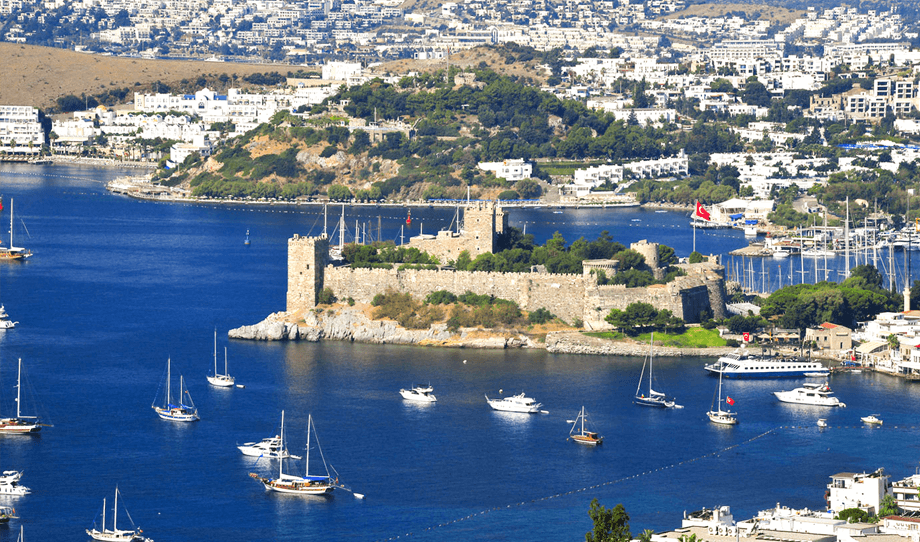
[0,164,918,541]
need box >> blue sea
[0,164,918,541]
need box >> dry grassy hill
[370,46,548,84]
[0,43,295,110]
[660,3,805,24]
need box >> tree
[688,252,705,264]
[586,499,631,542]
[742,78,771,107]
[327,184,353,201]
[878,494,899,518]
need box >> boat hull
[706,364,829,379]
[773,391,845,407]
[633,396,672,408]
[207,375,235,387]
[0,422,40,434]
[400,389,436,402]
[707,411,738,425]
[251,474,335,495]
[486,400,540,413]
[86,528,146,541]
[571,435,603,446]
[153,406,199,422]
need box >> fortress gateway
[287,203,727,330]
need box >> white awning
[855,341,887,355]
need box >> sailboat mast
[213,329,218,376]
[306,414,312,477]
[224,347,228,376]
[279,411,285,479]
[113,488,118,533]
[9,199,13,250]
[16,358,21,418]
[166,359,171,406]
[102,497,107,534]
[717,369,724,412]
[648,332,654,395]
[339,205,345,252]
[581,406,586,435]
[323,203,328,237]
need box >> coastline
[228,308,736,357]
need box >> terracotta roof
[819,322,839,329]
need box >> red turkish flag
[406,210,412,225]
[696,201,711,221]
[726,396,735,406]
[742,332,750,342]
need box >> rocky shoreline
[228,309,735,357]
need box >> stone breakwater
[228,309,540,349]
[545,331,737,357]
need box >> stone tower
[287,234,329,313]
[462,201,506,254]
[630,239,660,269]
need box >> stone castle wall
[323,266,587,323]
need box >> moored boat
[400,385,437,402]
[773,382,846,407]
[634,333,679,408]
[249,413,337,496]
[86,487,151,542]
[152,358,199,422]
[707,367,737,425]
[0,470,29,496]
[485,392,544,413]
[0,358,45,434]
[206,329,235,388]
[568,406,603,446]
[238,411,301,459]
[705,348,829,379]
[861,414,883,425]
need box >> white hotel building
[0,105,44,154]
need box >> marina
[4,164,920,540]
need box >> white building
[0,105,44,153]
[477,159,532,182]
[827,469,890,515]
[321,61,363,81]
[170,133,213,165]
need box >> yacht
[238,436,301,460]
[773,383,846,407]
[399,385,437,402]
[705,348,829,379]
[0,470,29,496]
[485,392,544,413]
[861,414,883,425]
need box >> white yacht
[861,414,883,425]
[238,412,300,459]
[400,385,437,402]
[773,383,846,407]
[706,348,829,379]
[485,392,544,413]
[0,470,29,496]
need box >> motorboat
[238,412,300,459]
[569,406,603,446]
[706,348,829,379]
[771,249,790,258]
[0,470,28,496]
[400,385,437,403]
[773,383,846,407]
[0,505,16,524]
[485,392,544,413]
[817,419,828,428]
[861,415,883,425]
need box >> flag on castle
[695,201,710,221]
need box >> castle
[287,203,727,329]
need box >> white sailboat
[249,413,336,495]
[152,358,199,422]
[0,358,43,434]
[86,487,151,542]
[238,410,301,459]
[633,333,678,408]
[568,406,603,446]
[206,329,234,388]
[707,367,737,425]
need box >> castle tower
[630,239,660,270]
[462,201,504,254]
[287,234,329,313]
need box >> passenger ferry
[705,348,829,379]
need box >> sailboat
[568,406,603,446]
[249,413,336,495]
[0,199,31,260]
[634,333,677,408]
[206,329,234,388]
[238,410,301,459]
[152,358,199,422]
[86,487,151,542]
[707,363,738,425]
[0,358,43,433]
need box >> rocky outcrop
[544,331,737,357]
[228,309,540,349]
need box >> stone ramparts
[323,266,587,323]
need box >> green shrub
[528,308,554,324]
[426,290,458,304]
[320,145,338,158]
[317,288,336,305]
[347,297,355,306]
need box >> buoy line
[374,427,780,541]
